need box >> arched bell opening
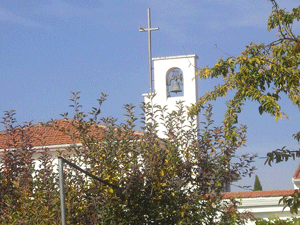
[166,68,184,98]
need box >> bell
[170,80,182,93]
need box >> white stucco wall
[292,178,300,189]
[234,196,300,224]
[0,143,80,172]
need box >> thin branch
[214,44,235,58]
[59,156,122,190]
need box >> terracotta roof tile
[223,189,295,199]
[0,119,104,148]
[0,119,144,149]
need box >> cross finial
[139,8,159,94]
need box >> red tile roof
[223,189,295,199]
[0,119,104,149]
[0,119,144,149]
[293,163,300,179]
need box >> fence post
[58,157,66,225]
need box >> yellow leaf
[275,114,278,122]
[171,192,175,196]
[162,183,167,187]
[108,187,114,194]
[160,170,164,177]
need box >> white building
[142,54,199,138]
[142,54,300,224]
[1,54,300,224]
[224,189,298,224]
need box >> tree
[189,0,300,152]
[189,0,300,163]
[253,175,263,191]
[188,0,300,213]
[0,92,255,224]
[0,110,60,224]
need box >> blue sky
[1,0,299,192]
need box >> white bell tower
[142,54,199,138]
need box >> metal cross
[139,8,159,94]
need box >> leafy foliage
[189,0,300,213]
[189,0,300,148]
[279,189,300,214]
[255,215,300,225]
[0,110,60,224]
[0,92,256,224]
[188,0,300,213]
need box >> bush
[0,92,255,224]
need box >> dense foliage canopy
[189,0,300,214]
[0,92,255,224]
[189,0,300,154]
